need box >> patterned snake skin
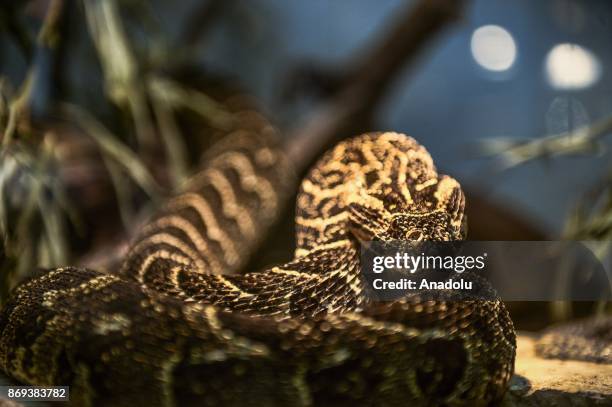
[0,131,516,406]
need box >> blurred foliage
[482,112,612,319]
[564,170,612,250]
[480,115,612,170]
[0,0,235,300]
[0,135,79,300]
[481,117,612,247]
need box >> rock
[504,334,612,406]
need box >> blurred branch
[2,0,69,145]
[481,113,612,267]
[0,136,78,298]
[38,0,66,47]
[0,1,75,299]
[147,77,233,129]
[480,115,612,267]
[83,0,137,104]
[480,115,612,170]
[564,169,612,259]
[83,0,156,151]
[1,75,32,146]
[29,0,71,122]
[286,0,467,176]
[145,76,235,185]
[565,181,612,319]
[84,0,235,188]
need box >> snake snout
[388,212,461,242]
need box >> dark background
[190,0,612,235]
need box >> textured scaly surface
[0,132,516,406]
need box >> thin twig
[83,0,157,151]
[37,0,66,47]
[1,0,68,145]
[29,0,71,122]
[480,115,612,169]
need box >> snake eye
[406,230,423,241]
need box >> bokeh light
[470,25,517,72]
[545,43,601,90]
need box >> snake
[0,128,517,406]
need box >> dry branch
[286,0,467,177]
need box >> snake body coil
[0,131,516,406]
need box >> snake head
[348,175,467,242]
[385,211,466,241]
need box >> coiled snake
[0,131,516,406]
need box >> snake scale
[0,125,516,406]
